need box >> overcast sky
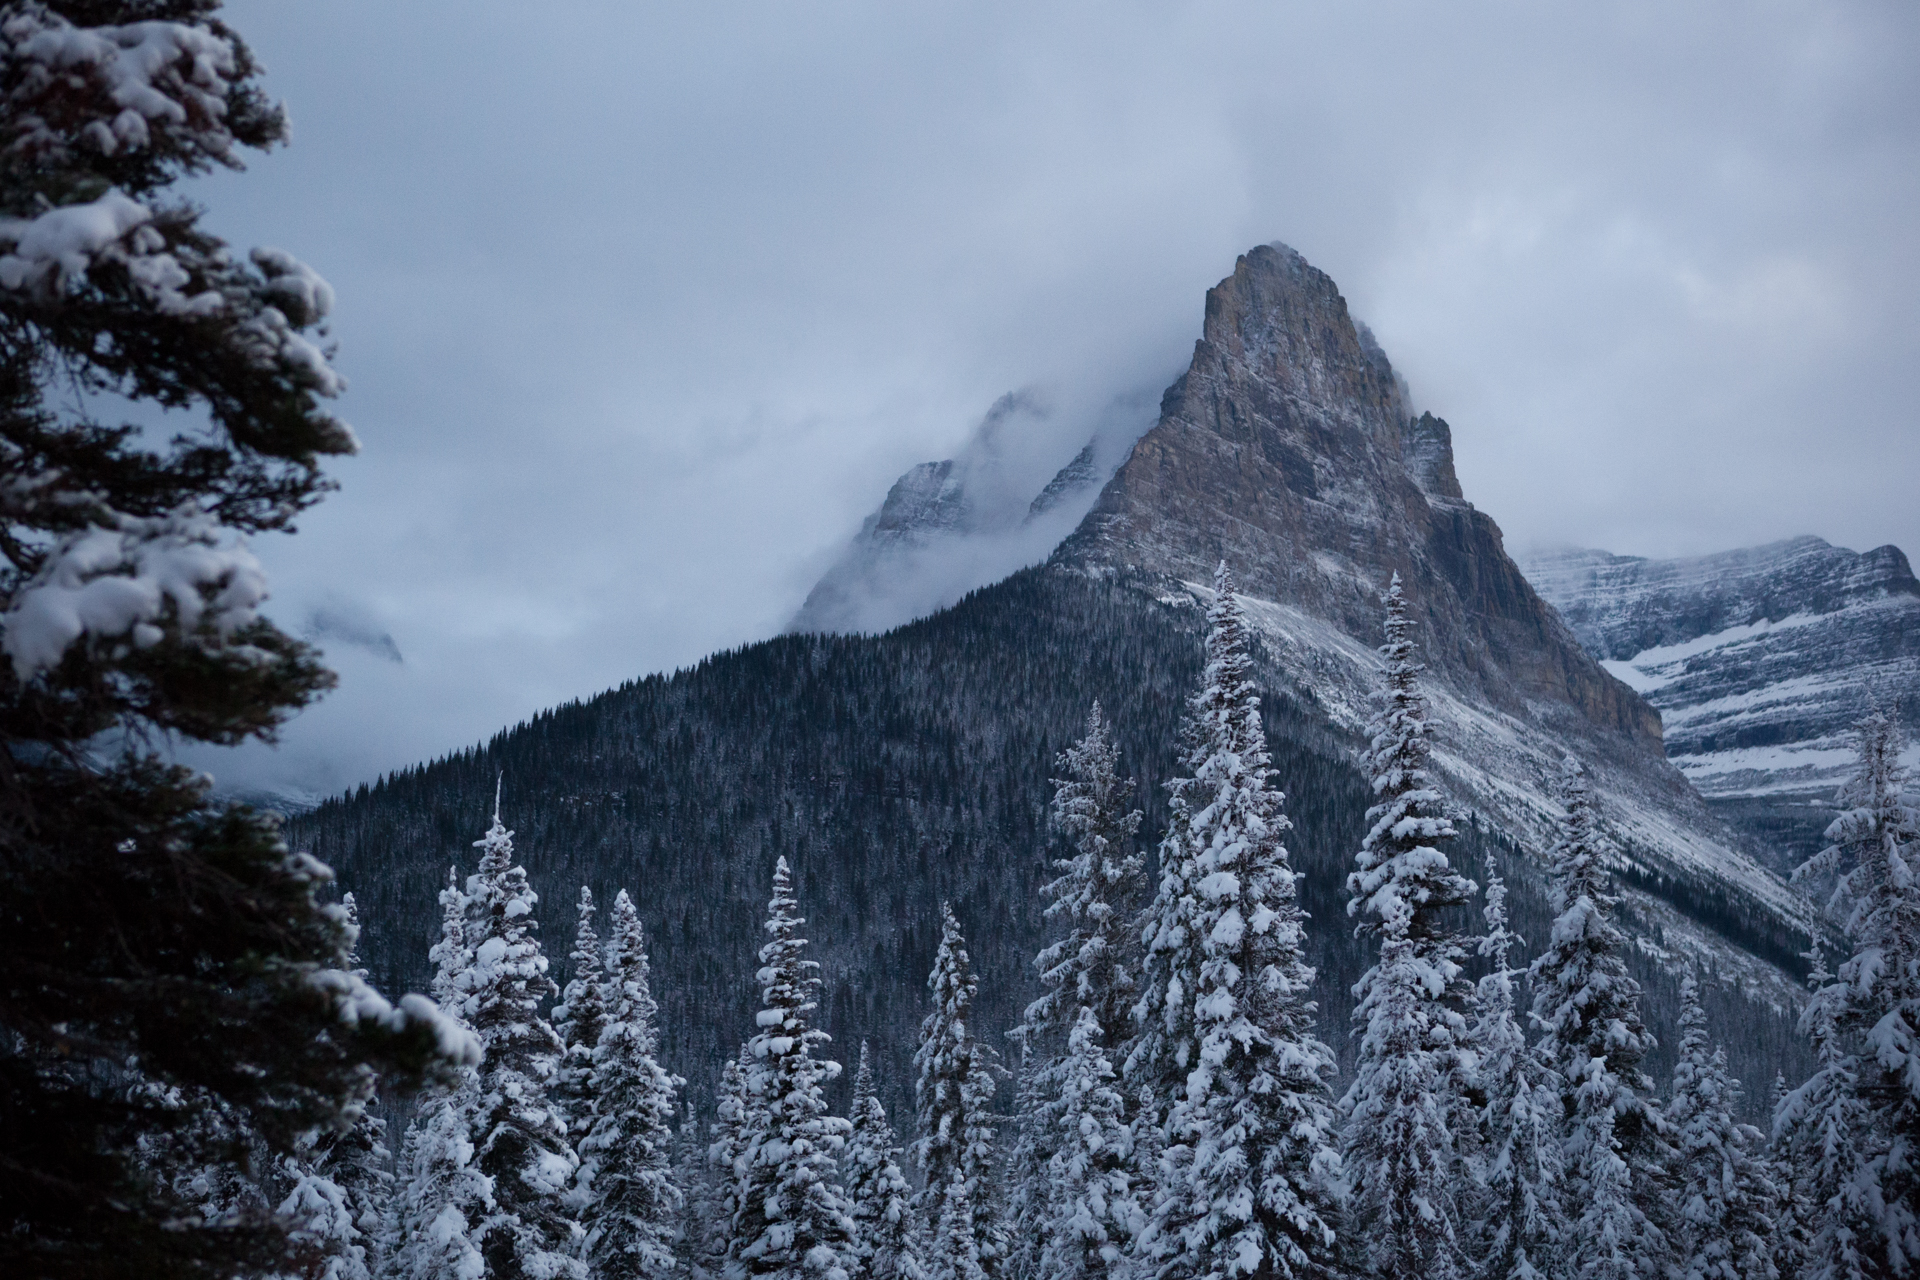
[184,0,1920,801]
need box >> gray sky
[186,0,1920,800]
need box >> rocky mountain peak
[789,391,1124,635]
[1194,243,1411,442]
[1054,242,1651,744]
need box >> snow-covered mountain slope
[1051,243,1814,1003]
[1521,538,1920,870]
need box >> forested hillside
[290,568,1807,1122]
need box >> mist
[173,0,1919,802]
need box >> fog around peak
[179,0,1920,802]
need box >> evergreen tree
[1766,1070,1814,1280]
[1667,974,1778,1280]
[846,1042,929,1280]
[1000,1043,1051,1280]
[732,856,858,1280]
[931,1173,987,1280]
[0,8,467,1270]
[276,893,396,1280]
[461,800,585,1278]
[276,1145,373,1280]
[579,888,685,1278]
[553,887,607,1139]
[914,905,1008,1277]
[709,1046,761,1278]
[1340,573,1476,1280]
[1463,855,1564,1280]
[1040,1007,1141,1280]
[1529,758,1670,1280]
[1780,710,1920,1280]
[388,869,491,1280]
[1127,563,1342,1280]
[1007,702,1147,1279]
[1776,944,1876,1280]
[1031,700,1147,1045]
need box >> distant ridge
[1522,536,1920,871]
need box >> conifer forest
[4,4,1919,1280]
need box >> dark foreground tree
[0,4,469,1276]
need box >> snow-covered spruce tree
[0,8,470,1272]
[1001,1043,1050,1280]
[1007,701,1147,1278]
[552,886,607,1139]
[1127,562,1343,1280]
[1463,855,1564,1280]
[579,887,685,1278]
[1529,758,1671,1280]
[932,1172,988,1280]
[461,802,586,1278]
[1031,701,1148,1045]
[1776,944,1877,1280]
[276,893,398,1280]
[732,856,858,1280]
[1667,974,1778,1280]
[1766,1070,1814,1280]
[847,1042,929,1280]
[388,868,491,1280]
[1779,710,1920,1280]
[914,904,1008,1278]
[1040,1007,1141,1280]
[709,1043,765,1277]
[1340,572,1476,1280]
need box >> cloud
[180,0,1920,798]
[304,598,403,665]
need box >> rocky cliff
[1522,537,1920,871]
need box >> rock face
[1053,243,1812,983]
[1522,537,1920,870]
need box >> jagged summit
[1055,243,1651,742]
[788,242,1815,985]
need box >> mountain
[1049,244,1810,979]
[288,243,1816,1124]
[1521,537,1920,873]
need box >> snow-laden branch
[308,967,482,1067]
[2,7,241,161]
[0,189,220,314]
[1,503,267,679]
